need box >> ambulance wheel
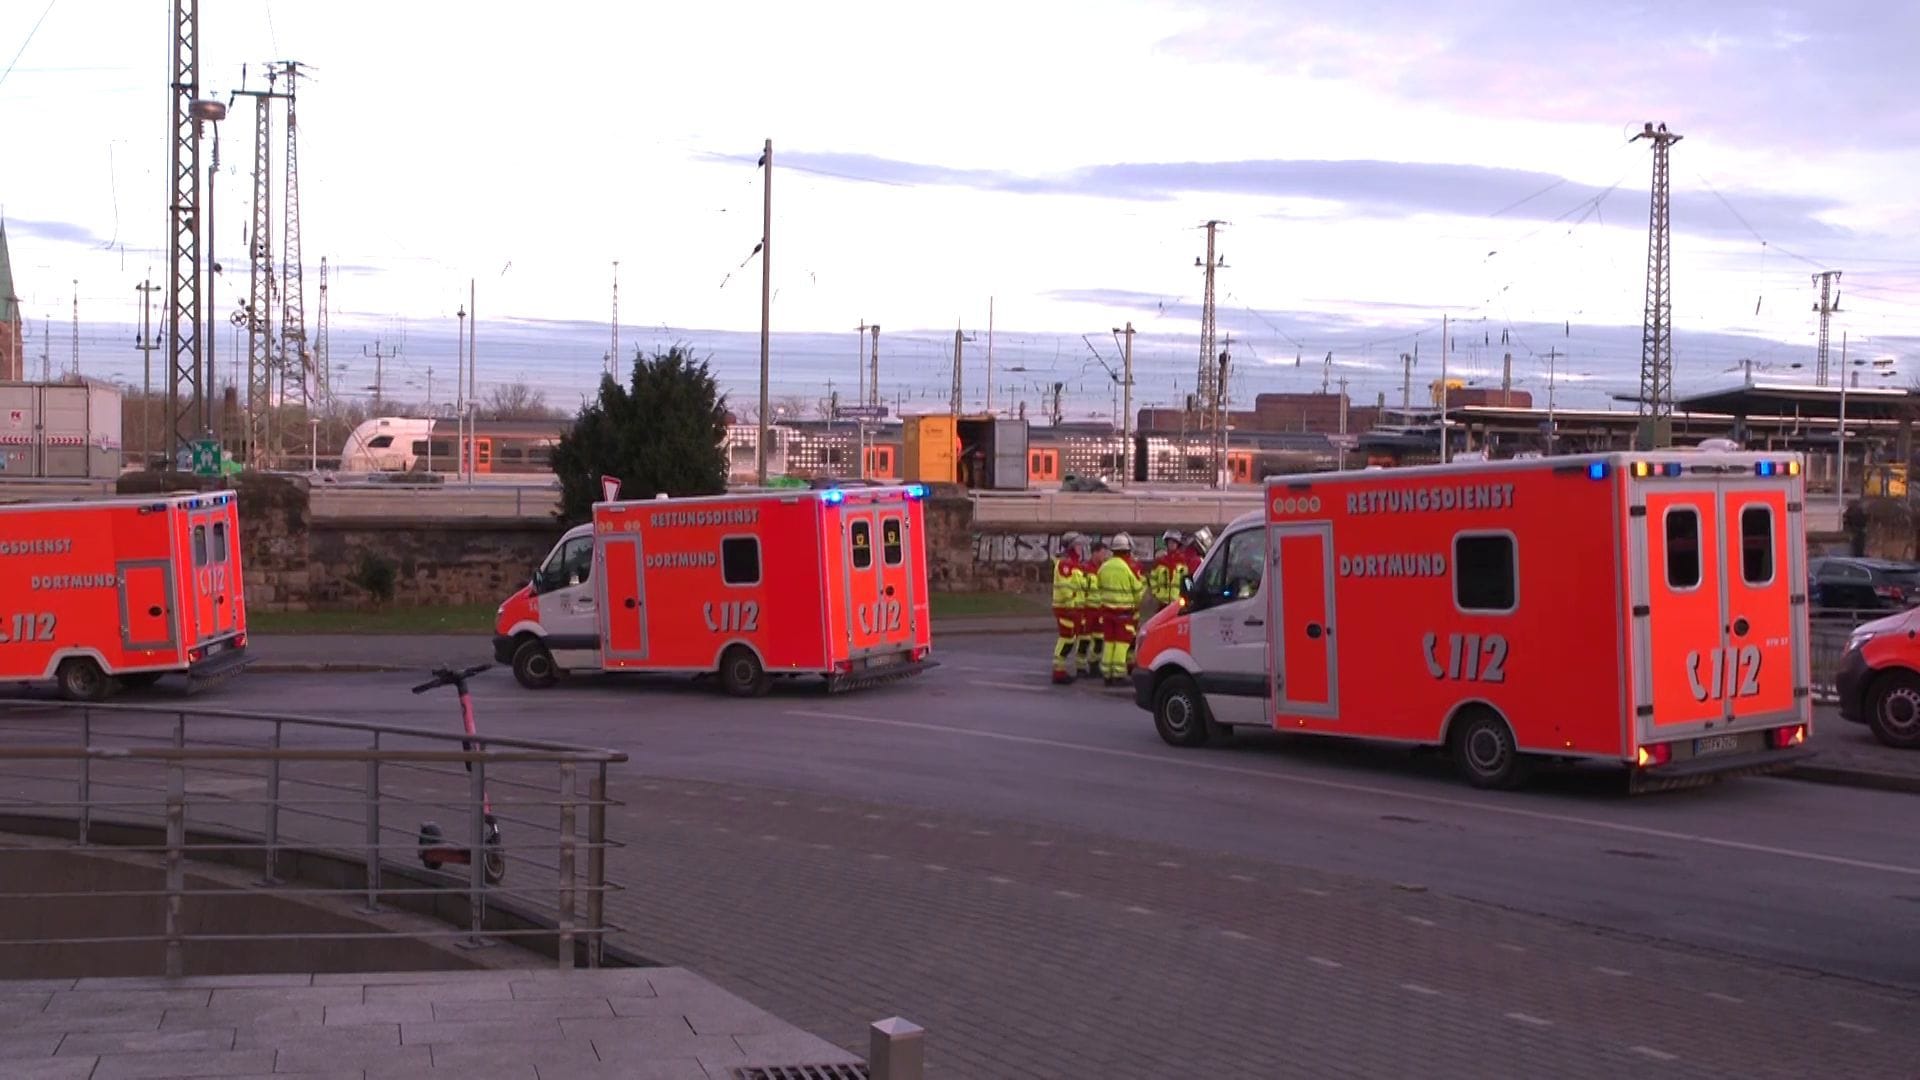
[1450,708,1529,790]
[1866,670,1920,750]
[56,658,114,703]
[718,646,769,698]
[510,638,557,690]
[1152,673,1211,748]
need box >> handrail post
[261,720,282,884]
[587,764,607,969]
[466,755,489,947]
[557,761,577,970]
[362,731,382,912]
[164,761,186,978]
[77,708,92,844]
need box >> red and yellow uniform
[1050,547,1087,683]
[1097,539,1147,683]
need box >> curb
[1781,762,1920,796]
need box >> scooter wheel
[418,822,446,870]
[483,823,506,885]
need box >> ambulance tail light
[913,646,930,661]
[833,659,854,674]
[1769,723,1808,749]
[1635,742,1672,768]
[188,646,204,663]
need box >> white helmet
[1160,529,1182,547]
[1190,527,1214,553]
[1110,532,1134,553]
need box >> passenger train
[336,415,1359,485]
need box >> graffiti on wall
[972,533,1072,564]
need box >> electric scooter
[411,663,506,885]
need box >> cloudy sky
[3,0,1917,419]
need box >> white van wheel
[1152,674,1211,748]
[511,639,557,690]
[1450,708,1529,790]
[719,646,769,698]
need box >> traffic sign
[835,404,889,420]
[190,439,222,477]
[600,475,622,503]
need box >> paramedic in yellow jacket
[1050,533,1088,684]
[1096,533,1147,686]
[1147,530,1186,606]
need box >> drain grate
[731,1065,870,1080]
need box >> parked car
[1809,556,1920,616]
[1834,607,1920,749]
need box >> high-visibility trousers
[1052,608,1078,678]
[1075,607,1102,671]
[1101,607,1138,679]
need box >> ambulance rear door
[1630,460,1802,746]
[207,499,240,638]
[839,499,911,657]
[181,502,221,645]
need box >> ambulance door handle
[1243,617,1264,627]
[623,598,637,609]
[147,606,164,618]
[1305,623,1324,639]
[884,585,895,597]
[1731,617,1749,637]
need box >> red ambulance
[493,485,935,695]
[0,492,250,700]
[1132,451,1812,791]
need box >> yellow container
[902,415,957,483]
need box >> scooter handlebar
[410,663,494,694]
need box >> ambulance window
[1665,508,1701,590]
[722,536,761,586]
[850,520,873,570]
[1453,533,1516,612]
[192,525,208,568]
[1741,506,1774,584]
[212,521,229,563]
[881,517,904,566]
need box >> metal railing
[0,701,625,975]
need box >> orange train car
[495,485,935,694]
[1132,451,1812,791]
[0,492,251,700]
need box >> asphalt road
[6,634,1919,1077]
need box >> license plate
[1693,734,1741,756]
[866,652,903,669]
[204,640,225,656]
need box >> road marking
[810,842,834,851]
[785,709,1920,879]
[1505,1012,1552,1027]
[988,875,1014,885]
[1090,849,1112,857]
[970,829,994,837]
[1308,956,1342,969]
[1028,839,1054,847]
[1400,982,1441,997]
[727,795,746,802]
[1053,889,1081,899]
[923,864,949,873]
[1630,1046,1677,1062]
[969,680,1053,694]
[1497,943,1527,953]
[863,813,886,821]
[1595,966,1630,977]
[1297,885,1329,896]
[1705,991,1743,1004]
[711,826,731,834]
[1405,916,1437,928]
[759,834,780,842]
[1156,860,1182,869]
[1221,930,1252,941]
[1832,1021,1876,1034]
[1125,905,1154,915]
[867,853,891,861]
[815,806,839,814]
[916,822,939,830]
[772,800,790,808]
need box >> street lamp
[190,99,227,442]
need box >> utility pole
[1439,313,1450,464]
[950,327,974,417]
[1400,352,1415,413]
[236,68,285,468]
[1215,334,1232,488]
[867,324,880,409]
[756,138,772,486]
[1501,330,1513,405]
[1195,221,1224,435]
[315,256,329,407]
[1113,321,1135,485]
[1633,121,1683,450]
[1838,331,1850,513]
[70,281,79,376]
[1337,375,1350,471]
[985,297,995,416]
[166,0,205,464]
[1812,270,1842,388]
[363,339,396,415]
[278,61,310,408]
[610,259,620,379]
[456,302,467,480]
[1320,351,1332,396]
[136,279,161,463]
[467,279,477,487]
[1544,347,1562,454]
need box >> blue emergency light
[1756,461,1776,477]
[1663,462,1683,477]
[1587,461,1609,480]
[822,488,846,505]
[905,484,927,499]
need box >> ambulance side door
[1183,526,1269,727]
[535,532,600,667]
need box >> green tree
[551,345,729,524]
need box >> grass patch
[249,602,498,635]
[929,592,1048,618]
